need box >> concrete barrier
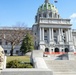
[0,69,53,75]
[33,57,48,68]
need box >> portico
[32,0,75,53]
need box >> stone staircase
[44,60,76,75]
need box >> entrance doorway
[65,48,69,52]
[55,48,59,52]
[45,48,49,52]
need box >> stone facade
[0,27,31,55]
[32,0,76,53]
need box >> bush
[25,64,33,68]
[7,60,33,68]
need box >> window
[11,42,13,45]
[16,50,19,54]
[64,40,66,43]
[35,16,37,22]
[45,48,49,52]
[54,39,57,44]
[35,41,36,45]
[44,36,47,39]
[35,33,36,35]
[5,41,8,45]
[52,5,54,7]
[62,49,63,52]
[49,12,52,17]
[4,50,7,54]
[44,5,46,7]
[58,15,59,18]
[44,30,47,32]
[64,37,65,38]
[55,13,57,18]
[0,39,2,45]
[43,13,46,18]
[39,14,41,17]
[51,49,53,52]
[63,30,65,33]
[49,5,50,6]
[54,30,56,33]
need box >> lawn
[7,56,30,63]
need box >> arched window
[55,13,57,18]
[35,16,37,22]
[58,15,60,18]
[43,13,46,18]
[55,48,59,52]
[45,48,49,52]
[49,12,52,17]
[39,14,41,18]
[65,48,69,52]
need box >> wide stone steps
[53,72,76,75]
[45,60,76,73]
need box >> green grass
[7,56,30,63]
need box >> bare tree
[0,26,31,56]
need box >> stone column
[59,28,61,41]
[52,28,53,40]
[42,28,44,41]
[49,28,51,41]
[70,29,72,41]
[68,29,70,42]
[66,31,68,43]
[61,28,63,41]
[40,27,41,41]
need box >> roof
[38,0,58,13]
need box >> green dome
[38,1,58,13]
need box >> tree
[20,32,34,55]
[0,27,29,56]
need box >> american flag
[54,0,58,3]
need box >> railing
[39,18,71,25]
[0,27,32,30]
[44,52,66,55]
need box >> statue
[0,46,5,69]
[45,0,49,3]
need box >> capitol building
[32,0,76,53]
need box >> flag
[54,0,58,3]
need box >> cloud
[70,13,76,19]
[69,13,76,28]
[69,13,76,23]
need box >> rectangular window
[0,39,2,45]
[35,33,36,35]
[44,30,47,33]
[16,50,19,54]
[4,50,7,54]
[44,36,47,39]
[5,41,8,45]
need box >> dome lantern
[45,0,49,3]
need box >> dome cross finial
[45,0,49,3]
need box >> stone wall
[0,69,53,75]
